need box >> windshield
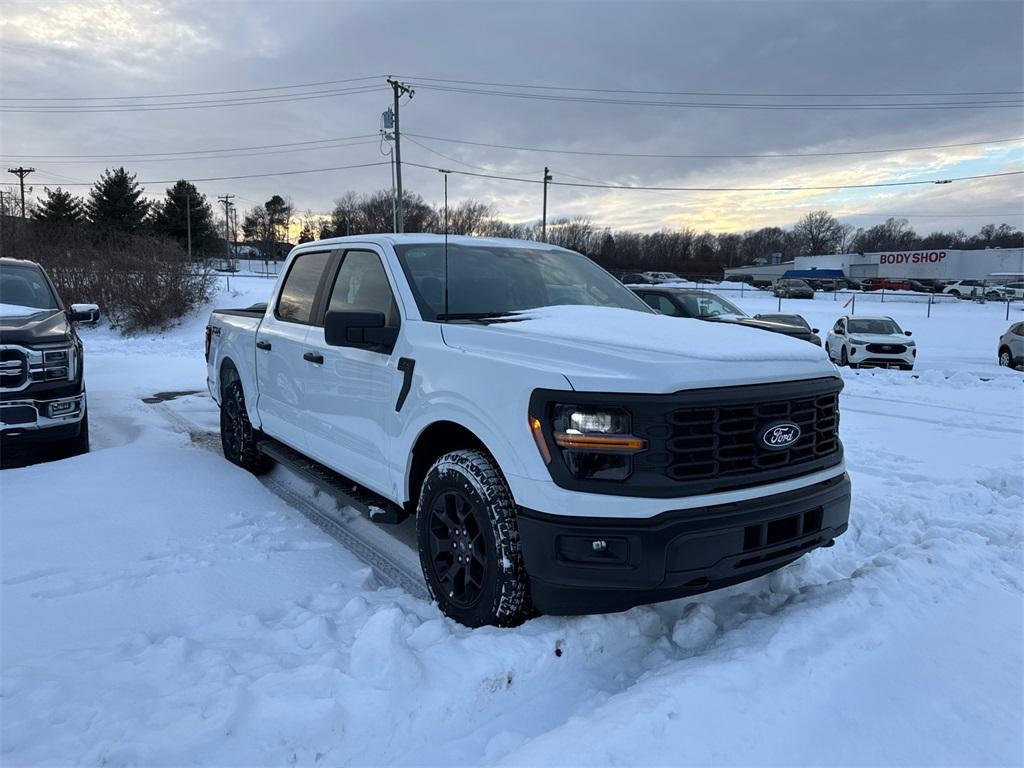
[848,318,902,335]
[674,291,747,319]
[760,314,809,329]
[393,243,651,321]
[0,263,59,311]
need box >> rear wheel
[416,449,533,627]
[999,348,1013,368]
[220,380,271,474]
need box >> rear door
[302,247,404,494]
[255,249,334,451]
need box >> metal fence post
[881,289,885,303]
[777,294,782,311]
[852,293,856,315]
[1008,299,1012,321]
[927,292,932,318]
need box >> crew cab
[825,315,916,370]
[206,235,851,627]
[1,257,98,458]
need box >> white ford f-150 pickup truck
[206,235,850,627]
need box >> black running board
[258,439,409,524]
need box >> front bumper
[848,345,915,369]
[0,392,86,441]
[517,472,851,615]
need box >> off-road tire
[416,449,533,628]
[220,381,272,475]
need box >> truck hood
[0,307,71,346]
[848,332,913,344]
[440,305,836,393]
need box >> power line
[405,133,1024,160]
[403,161,1024,192]
[1,75,386,101]
[33,161,391,186]
[0,133,380,160]
[403,135,541,174]
[1,139,382,165]
[397,75,1024,99]
[405,83,1024,110]
[0,85,387,113]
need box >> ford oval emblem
[759,422,801,450]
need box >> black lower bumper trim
[517,473,851,615]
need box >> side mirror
[324,310,397,353]
[904,330,913,336]
[812,328,820,334]
[70,303,100,326]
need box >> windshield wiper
[435,311,518,322]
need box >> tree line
[11,167,1023,275]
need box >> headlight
[905,340,916,347]
[42,347,77,380]
[848,337,868,345]
[538,405,646,481]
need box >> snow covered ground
[2,273,1022,766]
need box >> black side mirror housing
[324,310,398,353]
[812,328,819,334]
[904,330,913,336]
[69,303,100,325]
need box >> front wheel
[220,380,272,474]
[999,348,1013,368]
[416,449,533,628]
[840,346,849,367]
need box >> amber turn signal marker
[553,433,647,452]
[529,416,552,464]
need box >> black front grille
[865,343,906,354]
[0,349,28,390]
[531,377,845,498]
[660,392,838,483]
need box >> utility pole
[541,167,552,242]
[218,194,235,285]
[7,167,34,219]
[186,192,192,260]
[386,78,414,233]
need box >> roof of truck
[293,234,569,252]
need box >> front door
[303,248,403,495]
[255,249,333,451]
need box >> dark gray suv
[998,323,1024,370]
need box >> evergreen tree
[32,187,85,224]
[151,180,215,255]
[86,167,150,232]
[297,220,315,243]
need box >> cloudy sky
[1,0,1022,235]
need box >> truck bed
[212,303,267,319]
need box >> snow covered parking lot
[2,275,1022,766]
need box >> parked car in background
[773,278,815,299]
[641,271,683,284]
[999,281,1024,300]
[998,322,1024,370]
[753,313,822,346]
[862,277,912,292]
[619,271,652,284]
[632,287,822,345]
[724,274,755,285]
[825,315,916,370]
[1,257,99,461]
[206,235,850,626]
[942,279,985,298]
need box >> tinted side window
[328,250,400,328]
[639,293,659,310]
[277,251,332,324]
[833,320,845,333]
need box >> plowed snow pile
[2,275,1021,766]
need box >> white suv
[826,315,916,370]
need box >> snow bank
[1,273,1022,766]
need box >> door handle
[256,340,272,351]
[303,351,324,364]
